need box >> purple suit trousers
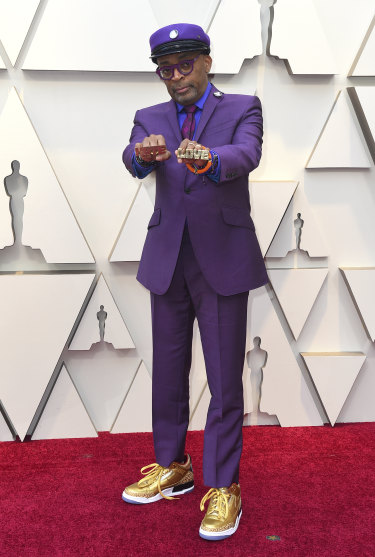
[151,225,248,487]
[123,84,268,487]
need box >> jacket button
[184,187,191,193]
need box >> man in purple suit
[122,23,268,541]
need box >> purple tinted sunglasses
[156,55,200,81]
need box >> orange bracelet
[185,151,212,174]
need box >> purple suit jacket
[123,84,268,296]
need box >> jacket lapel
[195,84,223,143]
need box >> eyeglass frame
[156,55,201,81]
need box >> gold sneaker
[199,483,242,541]
[122,454,194,504]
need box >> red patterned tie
[181,105,197,140]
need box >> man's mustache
[172,83,194,93]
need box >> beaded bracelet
[177,145,212,175]
[135,154,155,167]
[186,155,212,175]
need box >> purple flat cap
[150,23,210,63]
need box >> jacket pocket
[148,208,161,229]
[221,206,255,230]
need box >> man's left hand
[175,139,210,168]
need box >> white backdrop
[1,0,375,441]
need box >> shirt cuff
[131,152,155,179]
[206,150,221,183]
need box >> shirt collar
[176,82,212,113]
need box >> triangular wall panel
[336,344,375,424]
[268,268,328,339]
[0,88,94,262]
[0,273,95,440]
[349,15,375,76]
[0,407,14,441]
[353,86,375,149]
[249,181,298,256]
[23,0,158,71]
[244,286,323,427]
[150,0,220,32]
[0,0,39,65]
[69,274,135,350]
[340,268,375,341]
[67,346,141,432]
[9,0,260,74]
[111,362,152,433]
[306,90,371,168]
[301,353,366,425]
[209,0,262,74]
[109,182,154,262]
[267,186,328,258]
[32,365,97,440]
[270,0,337,74]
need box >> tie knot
[184,105,197,114]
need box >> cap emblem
[169,29,179,39]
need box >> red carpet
[1,424,375,556]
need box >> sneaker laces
[138,463,177,501]
[200,488,230,519]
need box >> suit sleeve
[212,96,263,184]
[122,110,154,178]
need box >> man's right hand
[135,135,171,162]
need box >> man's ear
[204,55,212,73]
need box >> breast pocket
[221,206,255,231]
[147,208,161,229]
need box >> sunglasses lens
[178,60,193,75]
[159,67,173,80]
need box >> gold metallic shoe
[122,454,194,504]
[199,483,242,540]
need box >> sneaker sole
[122,481,194,504]
[199,508,242,541]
